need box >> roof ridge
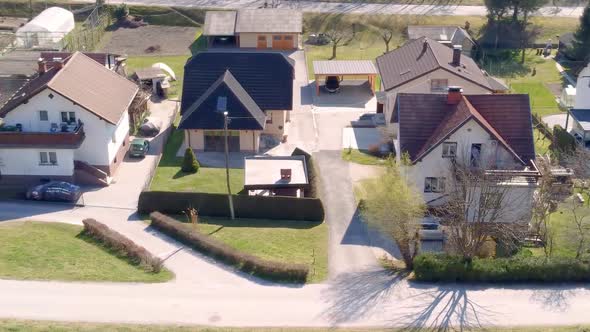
[45,51,77,86]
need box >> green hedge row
[150,212,309,282]
[138,191,325,222]
[414,253,590,283]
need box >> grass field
[533,128,552,156]
[0,221,172,282]
[341,149,390,165]
[126,54,191,99]
[1,320,589,332]
[149,127,244,194]
[173,216,328,283]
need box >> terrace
[0,123,85,148]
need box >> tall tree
[359,162,425,270]
[367,15,403,53]
[572,3,590,62]
[321,14,355,60]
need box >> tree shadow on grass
[172,169,194,179]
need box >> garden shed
[15,7,75,49]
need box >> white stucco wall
[2,88,129,167]
[0,148,74,176]
[383,68,492,135]
[263,110,286,137]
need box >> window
[470,143,482,167]
[39,110,48,121]
[273,35,282,41]
[39,152,58,165]
[60,112,76,123]
[442,142,457,158]
[285,35,293,40]
[424,177,446,193]
[266,112,273,124]
[431,79,448,92]
[258,35,266,41]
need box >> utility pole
[217,96,235,220]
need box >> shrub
[553,124,576,155]
[413,253,590,283]
[112,3,129,21]
[82,219,163,273]
[150,212,309,282]
[181,148,199,173]
[138,191,325,222]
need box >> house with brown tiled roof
[394,88,539,221]
[0,52,138,186]
[375,37,508,134]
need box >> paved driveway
[80,99,177,209]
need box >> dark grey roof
[179,70,266,130]
[485,75,509,91]
[180,51,294,115]
[203,11,237,36]
[0,76,29,110]
[376,37,492,92]
[570,109,590,131]
[235,9,302,33]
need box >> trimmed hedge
[414,253,590,283]
[138,191,324,222]
[292,148,319,198]
[82,219,163,273]
[150,212,309,282]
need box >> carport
[312,60,378,96]
[203,11,238,48]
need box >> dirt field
[100,25,198,56]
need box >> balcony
[0,124,85,148]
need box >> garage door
[272,35,294,50]
[204,132,240,152]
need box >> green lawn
[341,149,389,166]
[533,128,552,156]
[174,216,328,283]
[1,320,589,332]
[512,82,560,117]
[0,221,172,282]
[126,54,191,99]
[149,127,245,194]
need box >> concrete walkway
[78,0,586,17]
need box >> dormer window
[442,142,457,158]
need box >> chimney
[37,58,47,74]
[280,168,292,181]
[452,45,462,66]
[447,86,463,105]
[53,57,64,70]
[422,39,428,52]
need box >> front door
[257,35,267,49]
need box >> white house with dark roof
[203,9,302,49]
[0,52,138,186]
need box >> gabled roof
[376,37,493,92]
[180,51,294,114]
[179,70,266,130]
[40,51,120,68]
[203,11,237,36]
[407,25,474,46]
[396,93,534,165]
[0,52,138,124]
[235,9,302,33]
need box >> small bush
[414,253,590,283]
[150,212,309,282]
[113,3,129,21]
[82,219,163,273]
[181,148,199,173]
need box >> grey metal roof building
[313,60,377,76]
[203,11,237,36]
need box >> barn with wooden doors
[202,9,302,50]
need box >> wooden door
[257,35,267,49]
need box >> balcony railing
[0,124,85,147]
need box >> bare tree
[442,156,531,260]
[359,161,425,269]
[568,196,590,259]
[367,15,404,53]
[563,148,590,203]
[322,14,355,60]
[531,159,557,258]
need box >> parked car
[129,138,150,158]
[26,181,82,202]
[139,117,162,137]
[419,216,444,241]
[325,76,341,93]
[307,33,329,45]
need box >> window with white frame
[442,142,457,158]
[60,111,76,123]
[431,79,448,92]
[424,177,446,193]
[39,110,49,121]
[39,151,58,165]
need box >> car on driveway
[129,138,150,158]
[420,216,444,241]
[325,75,341,93]
[26,181,82,202]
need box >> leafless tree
[441,156,531,260]
[321,14,356,60]
[359,161,425,269]
[531,158,557,257]
[563,148,590,203]
[568,196,590,259]
[367,15,404,53]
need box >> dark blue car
[26,181,82,202]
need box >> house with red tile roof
[393,88,539,222]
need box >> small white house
[0,52,138,186]
[16,7,75,49]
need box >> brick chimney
[280,168,292,181]
[452,45,462,66]
[53,57,64,70]
[37,58,47,74]
[447,86,463,105]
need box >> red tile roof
[397,93,534,165]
